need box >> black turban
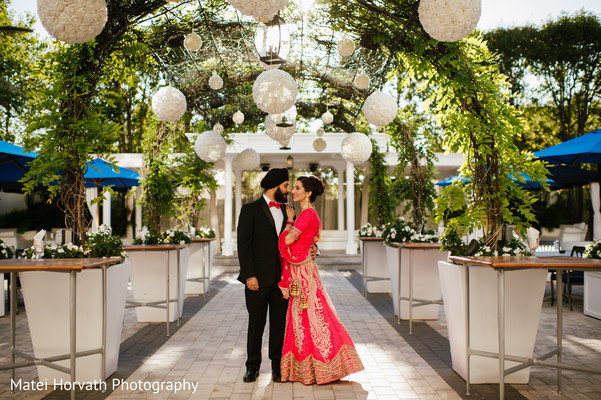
[260,168,289,189]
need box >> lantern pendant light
[255,14,290,67]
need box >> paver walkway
[1,262,601,399]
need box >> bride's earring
[304,197,309,208]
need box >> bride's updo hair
[297,175,325,203]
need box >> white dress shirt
[263,194,284,235]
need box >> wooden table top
[449,255,601,270]
[391,242,442,249]
[0,257,124,272]
[123,244,188,251]
[359,237,385,242]
[191,238,215,243]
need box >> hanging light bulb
[254,15,290,67]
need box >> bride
[278,175,364,384]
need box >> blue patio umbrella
[436,173,557,190]
[84,158,140,189]
[534,129,601,164]
[0,140,38,191]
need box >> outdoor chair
[550,245,585,311]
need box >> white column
[360,175,369,227]
[336,167,345,231]
[135,189,142,235]
[234,167,242,230]
[345,161,357,255]
[222,155,234,256]
[210,190,221,254]
[102,189,112,229]
[86,187,99,231]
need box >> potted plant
[18,225,130,383]
[584,240,601,319]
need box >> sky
[7,0,601,37]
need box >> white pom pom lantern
[316,128,325,137]
[152,86,187,122]
[265,114,295,144]
[237,148,260,170]
[233,110,245,125]
[418,0,481,42]
[184,32,202,52]
[279,139,290,148]
[194,131,227,162]
[209,71,223,90]
[313,138,327,152]
[321,110,333,125]
[253,69,297,114]
[337,36,355,57]
[341,133,373,164]
[37,0,108,44]
[226,0,289,23]
[354,73,370,90]
[362,90,397,126]
[213,122,224,135]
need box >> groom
[237,168,291,383]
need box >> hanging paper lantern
[212,122,224,135]
[313,138,327,152]
[321,110,333,125]
[176,185,191,196]
[279,138,290,148]
[265,114,295,144]
[362,90,397,127]
[337,36,355,57]
[341,132,373,164]
[233,110,245,125]
[37,0,108,44]
[316,128,325,137]
[253,69,297,114]
[209,71,223,90]
[194,131,226,162]
[152,86,187,122]
[354,73,370,90]
[226,0,289,23]
[237,148,260,170]
[418,0,481,42]
[259,61,280,71]
[184,32,202,52]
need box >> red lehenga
[278,207,364,385]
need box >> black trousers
[244,284,288,372]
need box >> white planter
[385,244,447,319]
[19,260,130,383]
[128,246,190,322]
[584,271,601,319]
[185,240,214,294]
[360,239,390,293]
[438,260,547,384]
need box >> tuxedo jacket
[237,197,287,288]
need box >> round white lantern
[226,0,289,23]
[316,128,325,137]
[37,0,108,44]
[337,36,355,57]
[233,110,245,125]
[209,71,223,90]
[321,110,333,125]
[362,90,397,126]
[313,138,327,152]
[237,148,260,170]
[184,32,202,52]
[194,131,226,162]
[341,132,372,164]
[152,86,187,122]
[354,73,370,90]
[279,138,290,148]
[418,0,481,42]
[213,122,224,135]
[265,114,295,144]
[176,185,190,196]
[253,69,297,114]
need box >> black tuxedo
[237,197,288,373]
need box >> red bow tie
[269,201,280,209]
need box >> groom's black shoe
[243,369,259,383]
[272,370,282,382]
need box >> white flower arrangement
[37,0,107,44]
[209,71,224,90]
[232,110,245,125]
[321,110,333,124]
[312,138,327,152]
[237,148,261,170]
[0,239,14,259]
[184,32,202,52]
[362,90,397,127]
[341,132,372,164]
[354,73,370,90]
[358,223,384,238]
[213,122,224,135]
[265,114,295,143]
[151,86,187,122]
[226,0,289,23]
[194,130,227,162]
[194,225,216,239]
[337,36,355,57]
[253,69,298,114]
[418,0,481,42]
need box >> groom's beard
[274,187,288,203]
